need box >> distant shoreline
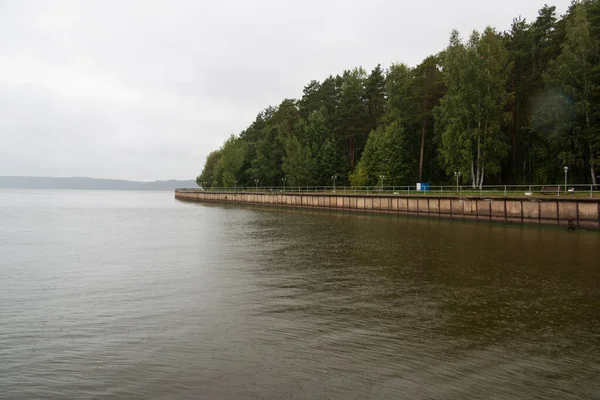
[0,176,198,191]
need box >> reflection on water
[1,190,599,399]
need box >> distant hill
[0,176,198,190]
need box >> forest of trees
[198,1,600,189]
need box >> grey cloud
[0,0,572,180]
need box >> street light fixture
[332,174,337,192]
[379,175,385,192]
[281,177,287,192]
[564,166,569,194]
[454,171,461,193]
[234,179,237,191]
[254,178,259,192]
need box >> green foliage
[437,28,510,187]
[282,136,315,186]
[364,64,387,131]
[197,150,221,187]
[412,55,446,182]
[350,121,413,186]
[211,135,248,187]
[197,1,600,188]
[349,165,369,186]
[385,64,413,116]
[336,67,369,169]
[542,2,599,183]
[314,138,346,185]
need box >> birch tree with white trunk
[437,28,510,188]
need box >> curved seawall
[175,189,600,230]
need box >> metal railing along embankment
[177,184,600,198]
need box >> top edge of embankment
[174,189,600,203]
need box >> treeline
[198,1,600,189]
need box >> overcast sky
[0,0,572,181]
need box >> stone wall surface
[175,190,600,230]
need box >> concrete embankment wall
[175,190,600,230]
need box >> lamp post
[234,179,237,191]
[379,175,385,192]
[564,166,569,194]
[332,175,337,192]
[254,178,259,192]
[281,177,287,192]
[454,171,461,193]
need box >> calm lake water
[1,189,599,399]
